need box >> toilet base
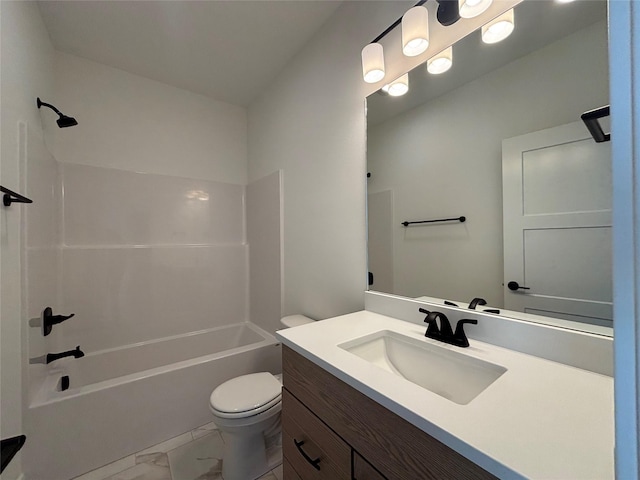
[220,430,281,480]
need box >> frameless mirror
[366,0,611,335]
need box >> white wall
[246,0,521,320]
[247,171,282,334]
[0,2,55,478]
[609,2,640,474]
[248,1,412,320]
[367,20,609,305]
[53,52,247,184]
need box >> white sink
[338,330,507,405]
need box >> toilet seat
[210,372,281,419]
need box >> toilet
[209,315,314,480]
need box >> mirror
[366,0,611,335]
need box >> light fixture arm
[370,0,461,44]
[370,0,428,44]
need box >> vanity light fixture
[402,6,429,57]
[387,74,409,96]
[427,46,453,74]
[362,43,386,83]
[458,0,493,19]
[362,0,505,84]
[481,9,515,44]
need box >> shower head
[37,97,78,128]
[56,115,78,128]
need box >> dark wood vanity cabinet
[282,346,497,480]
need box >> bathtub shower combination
[22,134,284,480]
[27,323,281,480]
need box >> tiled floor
[73,422,282,480]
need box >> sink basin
[338,330,507,405]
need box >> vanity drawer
[282,388,351,480]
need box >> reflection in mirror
[366,0,611,334]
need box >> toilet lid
[210,372,281,415]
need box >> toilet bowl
[209,315,314,480]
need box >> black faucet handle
[423,311,440,338]
[418,307,430,315]
[42,307,76,336]
[453,319,478,347]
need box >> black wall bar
[581,105,610,143]
[1,186,33,207]
[402,216,466,227]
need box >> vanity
[276,306,613,479]
[277,1,614,477]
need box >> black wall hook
[1,186,33,207]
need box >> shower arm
[36,98,63,116]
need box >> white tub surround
[25,323,281,480]
[276,311,614,480]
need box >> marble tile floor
[72,422,282,480]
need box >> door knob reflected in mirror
[507,281,530,291]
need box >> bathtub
[24,322,282,480]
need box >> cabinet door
[282,389,351,479]
[284,458,303,480]
[353,452,387,480]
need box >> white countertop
[276,310,614,480]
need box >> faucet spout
[46,346,84,364]
[422,311,453,341]
[468,297,487,310]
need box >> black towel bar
[1,186,33,207]
[402,216,466,227]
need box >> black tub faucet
[42,307,75,336]
[46,346,84,364]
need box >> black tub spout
[46,346,84,364]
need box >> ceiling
[38,0,342,107]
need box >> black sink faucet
[419,308,478,348]
[46,346,84,364]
